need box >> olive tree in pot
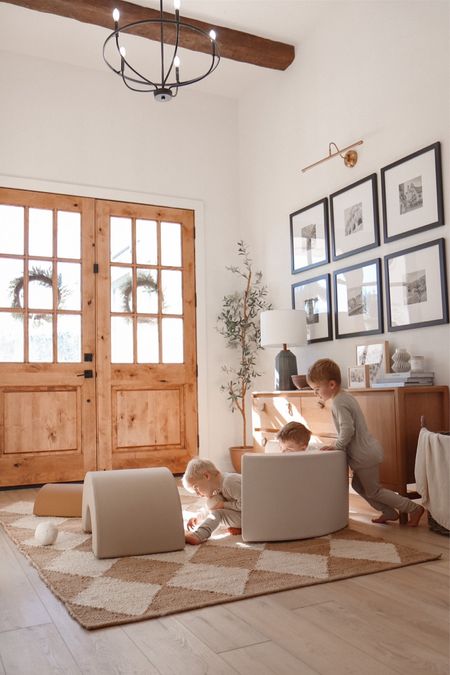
[217,241,271,472]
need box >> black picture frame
[291,273,332,343]
[329,174,379,261]
[290,198,329,274]
[381,141,444,243]
[333,258,383,339]
[384,238,448,331]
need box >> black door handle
[77,370,94,378]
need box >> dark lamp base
[275,349,297,390]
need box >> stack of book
[371,371,434,387]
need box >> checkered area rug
[0,498,439,630]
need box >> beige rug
[0,497,439,630]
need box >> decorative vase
[410,355,425,372]
[229,446,254,473]
[391,348,411,373]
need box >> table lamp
[260,309,307,390]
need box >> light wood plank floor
[0,487,448,675]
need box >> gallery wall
[238,1,450,410]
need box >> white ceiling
[0,1,329,99]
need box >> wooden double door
[0,188,198,487]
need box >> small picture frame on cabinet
[330,174,379,261]
[291,273,332,343]
[290,198,329,273]
[381,142,444,243]
[348,364,370,389]
[356,340,391,382]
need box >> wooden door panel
[0,188,96,487]
[96,200,198,474]
[114,387,182,448]
[3,388,78,453]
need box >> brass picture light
[302,140,363,173]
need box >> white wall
[238,1,450,401]
[0,48,242,469]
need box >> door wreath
[10,266,68,321]
[118,272,159,313]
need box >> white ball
[35,522,58,546]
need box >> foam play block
[33,482,83,517]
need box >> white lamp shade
[260,310,307,347]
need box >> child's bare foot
[372,513,399,524]
[185,532,202,545]
[227,527,242,536]
[408,505,425,527]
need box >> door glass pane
[136,269,158,313]
[29,208,53,257]
[28,261,53,310]
[110,217,132,263]
[58,211,81,259]
[0,205,24,254]
[57,262,81,310]
[29,314,53,362]
[0,258,23,309]
[162,317,183,363]
[111,316,133,363]
[0,313,24,361]
[137,318,159,363]
[57,314,81,362]
[111,267,132,312]
[161,221,181,267]
[161,270,182,315]
[136,219,157,265]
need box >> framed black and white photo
[385,238,448,331]
[291,273,332,343]
[329,174,379,261]
[290,198,329,274]
[381,142,444,243]
[333,258,383,339]
[348,365,370,389]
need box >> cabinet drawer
[298,397,336,436]
[252,396,304,431]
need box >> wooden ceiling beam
[4,0,295,71]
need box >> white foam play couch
[241,450,349,542]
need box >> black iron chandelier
[103,0,220,102]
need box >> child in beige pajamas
[182,458,242,544]
[307,358,424,526]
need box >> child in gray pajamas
[307,358,424,527]
[182,458,242,544]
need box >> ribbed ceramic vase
[391,348,411,373]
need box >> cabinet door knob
[287,402,293,416]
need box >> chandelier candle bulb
[209,30,217,41]
[112,8,120,24]
[174,0,181,10]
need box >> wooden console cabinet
[252,386,449,497]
